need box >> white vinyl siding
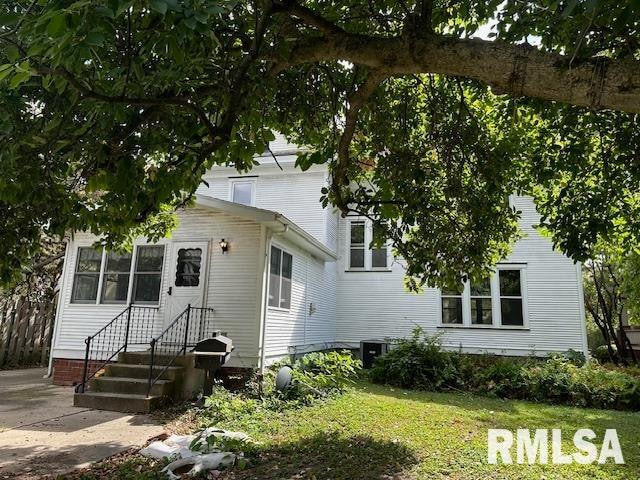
[264,237,336,363]
[336,196,587,356]
[199,165,334,249]
[52,206,264,368]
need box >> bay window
[439,266,526,328]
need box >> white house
[51,136,589,396]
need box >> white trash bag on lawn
[140,427,249,478]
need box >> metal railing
[146,305,216,396]
[77,305,159,393]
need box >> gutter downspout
[257,228,272,374]
[46,241,70,378]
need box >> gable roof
[194,195,337,261]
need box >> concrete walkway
[0,368,164,479]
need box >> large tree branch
[333,70,387,209]
[273,33,640,113]
[273,0,345,35]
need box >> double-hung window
[498,269,524,326]
[347,219,390,271]
[132,246,165,303]
[441,285,464,325]
[71,248,102,303]
[71,245,165,305]
[101,252,132,304]
[268,246,293,309]
[470,278,492,325]
[439,266,526,328]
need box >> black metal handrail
[77,305,159,393]
[146,304,215,397]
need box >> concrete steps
[73,351,186,413]
[74,391,166,413]
[89,376,173,396]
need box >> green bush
[293,350,362,393]
[369,329,640,411]
[592,344,617,364]
[369,329,458,390]
[201,350,362,425]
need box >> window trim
[228,177,257,206]
[267,243,293,311]
[346,217,391,272]
[438,264,528,329]
[70,244,166,307]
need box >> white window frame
[346,218,391,271]
[228,177,256,206]
[267,244,293,311]
[495,265,528,328]
[70,244,166,307]
[438,264,528,329]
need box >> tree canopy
[1,0,640,288]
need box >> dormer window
[229,178,256,206]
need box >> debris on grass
[140,427,251,479]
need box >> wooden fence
[0,296,57,368]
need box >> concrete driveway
[0,368,164,479]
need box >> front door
[165,241,208,326]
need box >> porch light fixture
[219,239,229,254]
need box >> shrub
[369,329,458,390]
[592,344,617,364]
[369,330,640,411]
[201,350,362,425]
[293,350,362,392]
[202,386,264,425]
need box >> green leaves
[47,13,66,37]
[150,0,168,15]
[1,0,640,289]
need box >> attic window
[229,179,255,206]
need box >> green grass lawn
[64,382,640,480]
[215,383,640,480]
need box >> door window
[175,248,202,287]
